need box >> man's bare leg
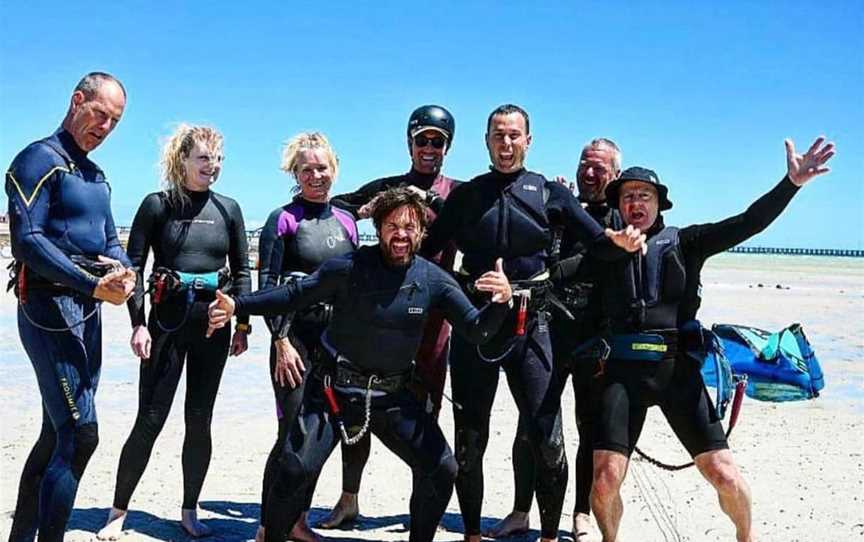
[484,510,530,538]
[96,507,128,540]
[694,449,753,542]
[317,492,358,528]
[590,450,629,542]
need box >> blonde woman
[255,132,357,542]
[98,124,251,539]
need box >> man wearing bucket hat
[325,105,461,527]
[590,137,835,542]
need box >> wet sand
[1,254,862,541]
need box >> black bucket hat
[605,166,673,210]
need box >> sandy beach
[1,253,862,542]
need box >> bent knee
[455,429,484,472]
[697,452,744,494]
[277,450,312,487]
[591,452,627,499]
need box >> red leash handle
[728,379,747,431]
[515,292,529,336]
[323,382,341,417]
[18,263,27,304]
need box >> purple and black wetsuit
[256,196,357,526]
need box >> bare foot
[316,493,358,529]
[484,511,530,538]
[573,512,593,540]
[289,512,324,542]
[255,525,265,542]
[181,508,212,538]
[96,508,128,540]
[464,535,482,542]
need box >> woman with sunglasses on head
[97,124,251,539]
[255,132,358,542]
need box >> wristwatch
[235,323,252,334]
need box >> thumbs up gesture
[474,258,513,304]
[207,290,236,338]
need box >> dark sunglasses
[413,134,447,149]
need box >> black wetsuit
[510,201,619,518]
[234,245,508,542]
[594,177,800,457]
[331,169,461,496]
[421,167,618,539]
[6,128,131,542]
[256,197,357,525]
[110,189,251,511]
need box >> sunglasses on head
[413,134,447,149]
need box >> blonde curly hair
[160,124,224,208]
[280,132,339,184]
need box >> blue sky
[2,1,861,248]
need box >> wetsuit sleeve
[125,194,162,327]
[547,182,631,262]
[5,144,101,295]
[431,267,508,344]
[420,182,467,259]
[680,176,800,260]
[330,178,388,219]
[234,256,349,318]
[103,187,132,267]
[227,198,252,325]
[257,208,289,338]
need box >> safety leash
[323,374,379,446]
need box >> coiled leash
[323,374,379,446]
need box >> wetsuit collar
[54,128,89,164]
[406,168,439,191]
[488,166,525,184]
[293,195,330,216]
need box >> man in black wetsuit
[325,105,462,527]
[421,105,644,542]
[491,138,623,541]
[590,137,835,542]
[5,72,136,542]
[207,187,515,542]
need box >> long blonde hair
[160,124,224,208]
[280,132,339,186]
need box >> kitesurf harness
[8,257,118,332]
[319,342,413,446]
[148,266,230,333]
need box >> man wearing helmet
[324,105,462,528]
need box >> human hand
[357,195,381,219]
[273,338,305,388]
[230,329,248,356]
[130,324,152,360]
[473,258,512,304]
[605,225,647,255]
[207,290,235,338]
[93,268,136,305]
[554,175,576,194]
[786,136,835,186]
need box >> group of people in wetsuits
[6,71,835,542]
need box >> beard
[381,236,422,265]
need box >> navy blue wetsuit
[6,128,131,542]
[332,169,461,497]
[421,168,619,539]
[593,177,800,458]
[233,245,508,542]
[256,197,357,525]
[109,188,251,511]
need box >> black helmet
[407,105,455,147]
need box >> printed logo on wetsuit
[522,184,538,191]
[408,307,424,315]
[179,219,216,225]
[655,239,672,245]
